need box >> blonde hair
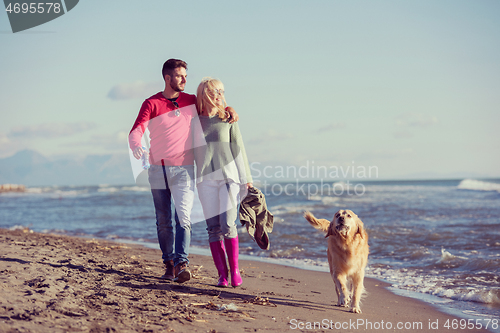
[196,77,228,120]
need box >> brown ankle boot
[161,260,174,280]
[174,261,191,283]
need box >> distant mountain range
[1,150,495,187]
[0,150,138,186]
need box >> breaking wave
[458,179,500,192]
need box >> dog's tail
[304,211,330,234]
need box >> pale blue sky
[1,0,499,180]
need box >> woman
[194,77,252,287]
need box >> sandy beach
[0,228,493,333]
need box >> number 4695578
[444,318,498,330]
[5,3,62,14]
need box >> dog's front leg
[350,273,364,313]
[333,274,350,307]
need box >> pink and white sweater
[129,92,197,166]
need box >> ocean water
[1,178,499,324]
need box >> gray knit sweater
[193,115,253,185]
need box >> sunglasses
[210,89,224,95]
[172,101,180,117]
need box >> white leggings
[197,180,240,243]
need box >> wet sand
[0,228,491,333]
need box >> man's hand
[225,106,239,124]
[132,146,145,160]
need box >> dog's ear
[355,217,365,239]
[325,221,335,238]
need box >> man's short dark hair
[162,59,187,80]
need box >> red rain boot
[224,236,242,287]
[209,240,229,287]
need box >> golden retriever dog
[304,210,369,313]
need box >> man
[129,59,237,283]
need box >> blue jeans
[149,164,195,266]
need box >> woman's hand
[246,183,253,189]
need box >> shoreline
[1,228,497,333]
[112,236,500,323]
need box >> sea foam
[458,179,500,192]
